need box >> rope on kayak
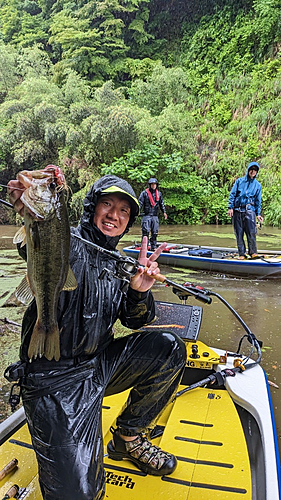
[260,256,281,264]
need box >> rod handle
[0,459,18,480]
[143,267,167,283]
[1,484,19,500]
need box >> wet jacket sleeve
[254,183,262,215]
[119,287,155,329]
[138,191,145,213]
[228,179,239,209]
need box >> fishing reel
[112,255,139,281]
[71,233,140,283]
[98,255,139,283]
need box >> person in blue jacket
[228,162,264,259]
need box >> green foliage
[161,174,229,225]
[101,144,184,188]
[262,183,281,226]
[1,0,281,225]
[0,42,18,97]
[101,146,229,224]
[17,44,51,79]
[181,1,281,81]
[47,0,152,83]
[0,0,49,46]
[129,64,192,115]
[0,75,69,180]
[69,182,92,223]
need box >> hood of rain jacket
[247,161,260,176]
[148,178,158,186]
[80,175,139,250]
[228,162,262,215]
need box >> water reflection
[0,225,19,249]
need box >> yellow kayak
[1,300,280,500]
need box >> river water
[1,223,281,454]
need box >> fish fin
[15,275,34,305]
[28,321,60,362]
[44,326,60,361]
[13,226,26,246]
[62,266,78,291]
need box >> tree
[0,42,18,99]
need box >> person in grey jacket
[138,177,167,251]
[228,162,264,259]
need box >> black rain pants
[141,215,159,250]
[233,209,257,256]
[21,330,186,500]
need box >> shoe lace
[126,435,170,470]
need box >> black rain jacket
[138,188,166,217]
[19,175,155,362]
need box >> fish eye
[49,182,57,191]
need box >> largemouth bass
[13,165,77,361]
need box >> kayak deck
[0,385,252,500]
[104,387,252,500]
[0,301,279,499]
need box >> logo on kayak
[105,471,135,489]
[186,360,213,369]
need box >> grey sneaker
[107,428,177,476]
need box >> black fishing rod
[71,233,141,282]
[71,233,212,303]
[71,233,260,355]
[71,233,124,261]
[0,198,13,209]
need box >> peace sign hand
[129,236,167,292]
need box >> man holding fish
[7,170,186,500]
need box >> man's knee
[156,331,186,368]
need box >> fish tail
[28,321,60,361]
[44,325,60,361]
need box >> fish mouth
[17,167,67,220]
[22,200,47,220]
[18,167,67,192]
[20,190,57,220]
